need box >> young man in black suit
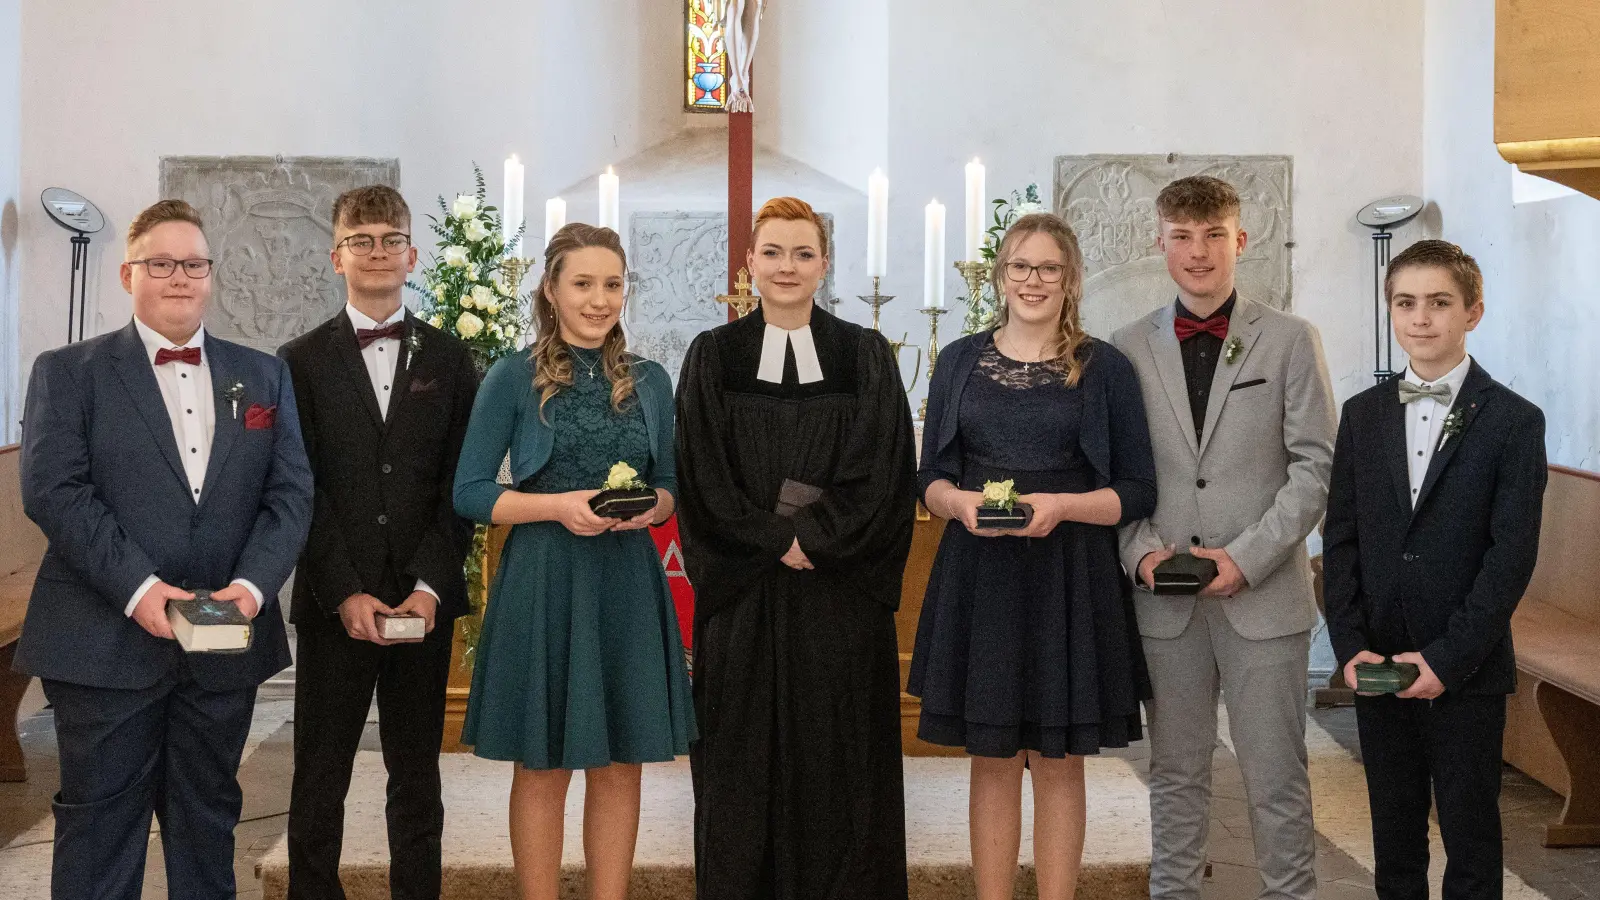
[1323,240,1547,900]
[278,186,479,900]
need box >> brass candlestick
[499,257,534,295]
[917,306,948,420]
[716,267,761,318]
[858,275,894,331]
[954,259,992,303]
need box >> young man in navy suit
[16,199,313,899]
[1324,240,1547,900]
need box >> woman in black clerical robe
[675,196,917,900]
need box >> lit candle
[924,200,946,309]
[867,169,889,279]
[598,167,621,231]
[502,155,525,251]
[964,157,986,261]
[543,197,567,250]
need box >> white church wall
[16,0,680,381]
[1,0,18,442]
[880,0,1427,415]
[1423,0,1600,470]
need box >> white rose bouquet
[408,164,530,369]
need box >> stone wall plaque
[1053,154,1292,339]
[627,210,834,382]
[160,156,400,353]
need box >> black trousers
[1354,691,1507,900]
[286,618,453,900]
[44,670,256,900]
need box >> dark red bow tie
[356,322,405,349]
[154,347,202,366]
[1175,315,1229,342]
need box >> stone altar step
[257,753,1152,900]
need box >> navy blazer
[15,320,312,691]
[919,330,1157,525]
[1322,361,1546,694]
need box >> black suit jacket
[278,310,478,625]
[1323,361,1546,694]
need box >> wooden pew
[1503,464,1600,847]
[0,443,48,782]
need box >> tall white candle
[543,197,567,250]
[924,200,946,309]
[598,167,621,231]
[866,169,889,279]
[502,155,525,251]
[964,158,987,261]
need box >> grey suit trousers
[1144,598,1316,900]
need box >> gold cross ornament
[715,267,760,318]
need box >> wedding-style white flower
[465,268,478,282]
[605,461,640,490]
[492,274,513,297]
[505,324,518,340]
[982,480,1015,505]
[456,311,485,339]
[452,194,481,220]
[459,293,475,309]
[428,315,444,329]
[462,217,491,243]
[470,285,496,309]
[488,322,502,336]
[442,245,470,268]
[485,301,501,315]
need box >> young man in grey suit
[1112,176,1336,900]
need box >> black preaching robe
[676,304,917,900]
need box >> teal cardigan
[453,349,678,523]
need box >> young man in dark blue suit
[16,200,313,900]
[1324,240,1547,900]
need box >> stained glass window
[686,0,729,112]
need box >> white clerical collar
[346,302,405,330]
[757,323,825,385]
[133,316,205,365]
[1403,353,1471,397]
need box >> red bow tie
[154,347,202,366]
[1175,315,1229,342]
[356,322,405,349]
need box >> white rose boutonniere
[456,311,485,339]
[452,194,481,220]
[1224,336,1244,365]
[442,246,470,268]
[980,479,1020,511]
[604,461,648,491]
[462,217,491,243]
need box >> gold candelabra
[858,276,894,331]
[499,257,534,295]
[716,267,761,318]
[955,259,992,303]
[917,306,948,420]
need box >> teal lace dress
[458,347,696,770]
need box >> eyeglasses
[337,232,412,255]
[1004,262,1067,284]
[130,258,214,279]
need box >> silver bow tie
[1398,380,1452,405]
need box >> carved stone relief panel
[626,211,834,382]
[1052,155,1292,339]
[160,156,400,353]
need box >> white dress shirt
[346,302,403,419]
[756,323,825,385]
[344,303,438,605]
[126,318,263,616]
[1402,354,1472,507]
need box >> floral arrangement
[603,461,649,492]
[980,479,1021,512]
[407,165,531,370]
[961,183,1049,336]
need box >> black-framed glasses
[1004,261,1067,284]
[130,258,214,279]
[337,232,412,255]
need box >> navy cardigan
[918,330,1157,526]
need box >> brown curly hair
[990,212,1091,387]
[532,223,635,419]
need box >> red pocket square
[244,403,276,430]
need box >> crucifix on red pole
[726,87,754,321]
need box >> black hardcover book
[589,487,659,519]
[775,479,824,517]
[1151,553,1220,595]
[1353,660,1421,694]
[975,503,1034,530]
[166,589,253,653]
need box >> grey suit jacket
[1112,297,1336,641]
